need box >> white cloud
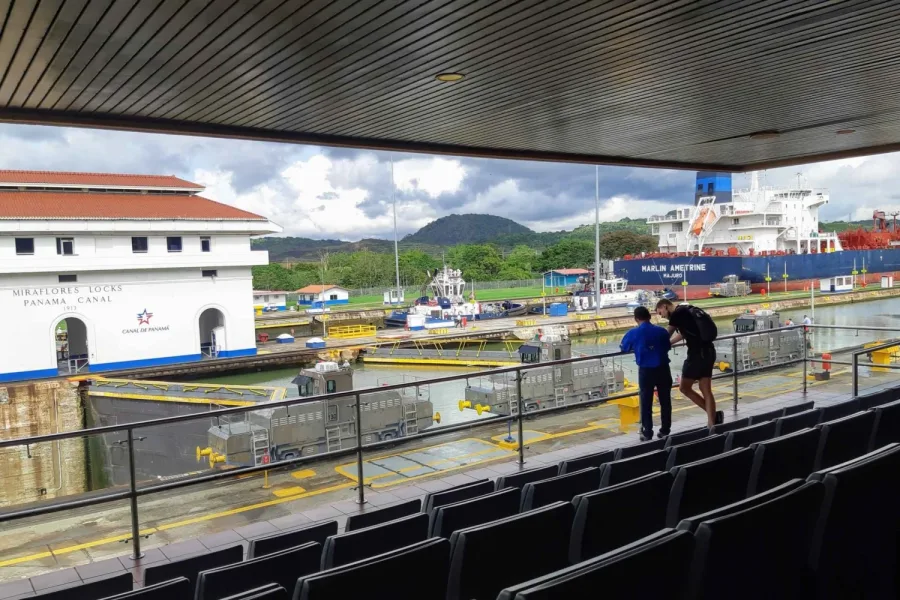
[393,157,466,198]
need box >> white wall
[0,267,257,380]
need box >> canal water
[196,298,900,426]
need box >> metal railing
[1,324,898,560]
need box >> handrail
[0,323,895,560]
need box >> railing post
[126,429,144,560]
[354,393,367,505]
[851,353,859,398]
[802,328,808,394]
[731,336,739,412]
[516,369,525,466]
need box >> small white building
[296,285,349,306]
[0,170,281,382]
[252,290,289,311]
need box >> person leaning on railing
[620,306,672,442]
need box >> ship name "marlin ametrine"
[641,264,707,272]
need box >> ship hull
[614,250,900,300]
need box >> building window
[202,269,217,278]
[707,182,714,193]
[201,236,211,252]
[15,238,33,255]
[733,218,740,225]
[56,237,74,255]
[697,184,703,191]
[650,224,660,235]
[166,236,182,252]
[132,236,148,253]
[672,222,684,232]
[58,274,77,283]
[329,294,338,300]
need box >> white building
[252,290,289,311]
[296,285,349,306]
[0,170,281,382]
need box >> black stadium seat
[665,434,726,469]
[856,388,896,410]
[32,573,133,600]
[686,481,825,600]
[723,420,776,451]
[221,585,287,599]
[663,427,708,448]
[422,479,490,513]
[666,448,755,527]
[614,437,666,459]
[430,487,520,538]
[144,544,242,587]
[816,398,861,423]
[499,529,694,600]
[599,449,668,487]
[808,444,900,599]
[870,399,900,450]
[321,513,428,569]
[569,471,673,562]
[557,449,615,474]
[747,428,821,495]
[345,499,420,531]
[293,538,450,600]
[495,465,558,491]
[196,542,321,600]
[814,411,877,470]
[423,480,494,514]
[446,501,573,600]
[248,520,337,559]
[709,416,749,435]
[101,578,191,600]
[748,407,786,424]
[520,467,601,511]
[774,408,821,436]
[782,400,815,416]
[676,478,805,533]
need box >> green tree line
[252,230,657,291]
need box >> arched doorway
[199,308,225,358]
[56,317,89,374]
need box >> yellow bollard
[458,400,472,412]
[262,470,270,490]
[609,386,641,429]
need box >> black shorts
[682,346,716,380]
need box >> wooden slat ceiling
[0,0,898,171]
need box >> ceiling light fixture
[435,73,465,82]
[836,129,856,135]
[748,130,780,140]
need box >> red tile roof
[0,192,265,220]
[297,285,345,293]
[0,170,203,189]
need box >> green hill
[402,214,533,245]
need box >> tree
[446,244,505,281]
[251,264,296,291]
[598,230,658,259]
[505,245,537,274]
[399,250,441,287]
[536,238,595,271]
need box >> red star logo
[137,309,153,325]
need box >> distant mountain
[402,214,533,245]
[251,236,402,261]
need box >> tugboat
[385,266,526,328]
[715,309,804,372]
[460,330,628,417]
[202,361,437,467]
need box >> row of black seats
[33,395,900,600]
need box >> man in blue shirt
[620,306,672,441]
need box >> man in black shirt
[656,299,723,428]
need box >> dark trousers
[638,365,673,436]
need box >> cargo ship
[613,171,900,299]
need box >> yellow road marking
[291,469,316,480]
[272,486,306,498]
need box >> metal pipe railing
[1,323,897,552]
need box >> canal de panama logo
[137,309,153,325]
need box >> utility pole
[594,165,602,316]
[391,155,401,303]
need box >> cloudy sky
[1,123,897,240]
